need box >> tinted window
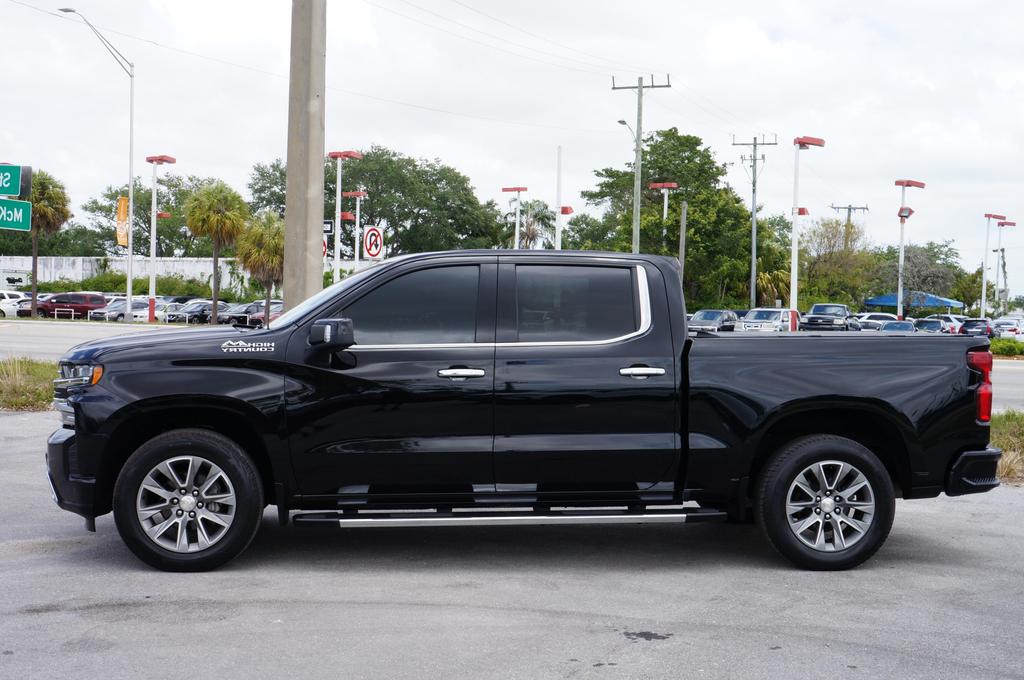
[691,310,724,321]
[515,265,636,342]
[343,266,479,345]
[745,310,780,321]
[52,295,72,304]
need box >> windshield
[182,302,207,311]
[744,309,781,321]
[809,304,846,316]
[995,320,1018,327]
[691,310,723,321]
[271,267,382,328]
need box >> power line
[359,0,607,76]
[447,0,657,74]
[830,203,869,250]
[394,0,621,74]
[6,0,613,135]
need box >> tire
[113,428,264,572]
[114,314,124,322]
[755,434,895,570]
[36,309,46,318]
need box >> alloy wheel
[785,460,875,552]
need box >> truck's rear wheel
[113,429,263,572]
[755,435,894,570]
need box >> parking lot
[1,410,1022,679]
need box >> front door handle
[619,366,666,379]
[438,368,486,381]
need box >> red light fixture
[998,221,1016,227]
[156,211,171,219]
[328,150,363,160]
[797,207,809,216]
[984,213,1006,220]
[560,206,573,215]
[793,136,825,149]
[895,179,926,189]
[340,211,356,221]
[342,191,368,198]
[648,182,678,190]
[502,186,528,193]
[145,155,176,165]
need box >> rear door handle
[619,366,666,379]
[438,368,486,381]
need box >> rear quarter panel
[686,334,990,500]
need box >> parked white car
[131,301,181,322]
[740,307,800,332]
[994,318,1024,341]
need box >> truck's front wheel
[113,429,264,572]
[755,435,895,570]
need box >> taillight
[968,350,993,423]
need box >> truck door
[285,259,497,497]
[492,258,678,494]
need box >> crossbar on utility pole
[829,203,869,250]
[732,135,778,308]
[613,75,671,254]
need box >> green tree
[81,174,218,257]
[562,213,617,251]
[508,199,555,249]
[248,147,504,258]
[27,171,73,314]
[184,181,249,322]
[236,210,285,321]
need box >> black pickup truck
[48,251,1001,572]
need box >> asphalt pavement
[1,411,1023,679]
[5,320,1024,411]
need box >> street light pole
[790,137,825,311]
[981,213,1005,316]
[649,182,678,221]
[327,150,362,282]
[145,155,175,322]
[343,191,368,264]
[60,7,135,322]
[894,179,925,319]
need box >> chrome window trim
[349,264,651,351]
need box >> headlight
[54,363,104,388]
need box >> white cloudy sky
[4,0,1023,294]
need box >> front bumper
[46,427,97,519]
[946,448,1002,496]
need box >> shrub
[990,338,1024,356]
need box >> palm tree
[236,210,285,324]
[185,181,249,323]
[513,199,556,249]
[28,171,72,316]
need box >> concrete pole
[631,77,643,255]
[124,63,135,323]
[333,156,341,284]
[789,145,801,311]
[355,194,362,262]
[555,145,563,250]
[678,201,688,280]
[749,139,759,309]
[514,191,522,249]
[283,0,327,310]
[982,216,992,316]
[897,185,907,320]
[996,225,1003,316]
[661,189,669,222]
[148,160,157,322]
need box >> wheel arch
[95,397,280,516]
[747,402,914,498]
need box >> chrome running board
[292,507,726,528]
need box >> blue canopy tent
[863,291,964,311]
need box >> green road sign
[0,197,31,231]
[0,165,22,197]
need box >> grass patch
[991,411,1024,484]
[0,358,56,411]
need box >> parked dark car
[857,313,899,331]
[249,302,284,328]
[19,292,105,319]
[48,251,1000,572]
[688,309,738,332]
[960,318,995,338]
[879,320,917,333]
[914,318,945,334]
[800,303,861,331]
[219,300,284,325]
[165,300,230,324]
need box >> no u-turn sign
[363,226,383,259]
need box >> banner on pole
[116,196,129,247]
